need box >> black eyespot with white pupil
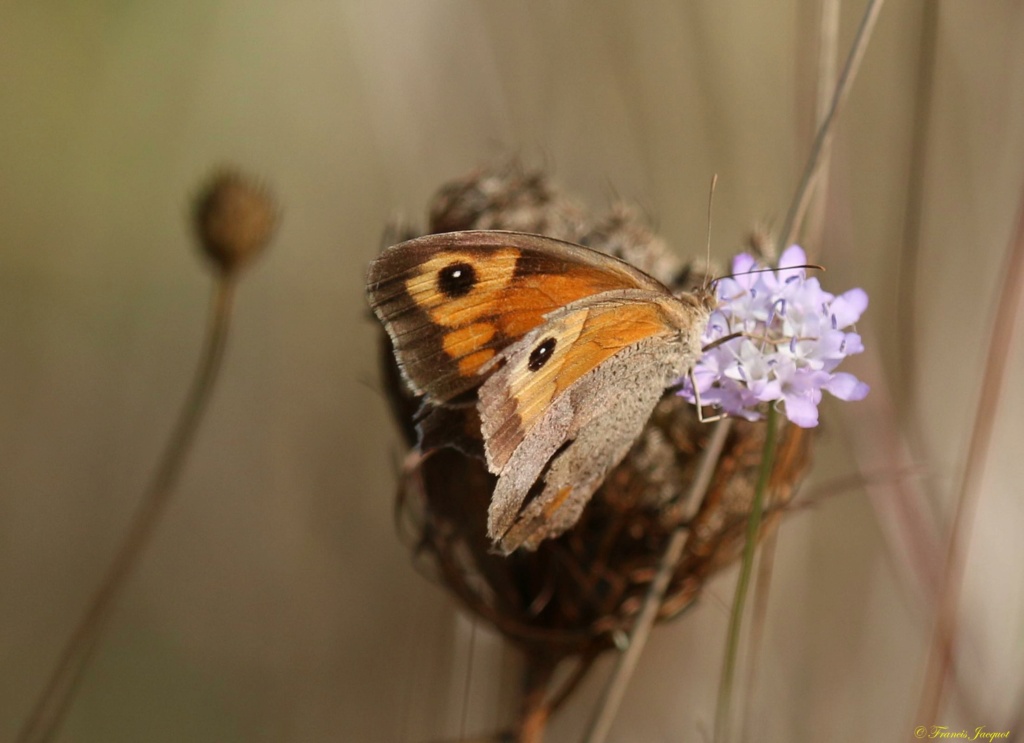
[528,337,556,372]
[438,262,476,297]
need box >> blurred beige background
[2,2,1023,741]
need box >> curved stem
[713,407,779,743]
[17,277,237,743]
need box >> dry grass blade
[777,0,886,252]
[801,0,842,255]
[914,171,1024,725]
[581,419,732,743]
[894,1,940,415]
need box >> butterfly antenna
[709,263,825,288]
[703,174,718,290]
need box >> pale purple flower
[680,246,869,428]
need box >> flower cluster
[681,246,869,428]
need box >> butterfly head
[673,284,718,319]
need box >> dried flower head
[193,169,278,274]
[681,245,870,427]
[376,165,815,737]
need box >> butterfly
[367,230,715,554]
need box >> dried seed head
[193,169,278,274]
[380,166,814,672]
[428,161,587,239]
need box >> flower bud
[193,169,278,274]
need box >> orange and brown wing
[475,292,691,550]
[477,291,682,473]
[366,230,668,403]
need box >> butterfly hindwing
[478,292,701,552]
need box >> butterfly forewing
[366,231,669,404]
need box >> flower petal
[778,245,807,269]
[731,253,758,276]
[842,332,864,355]
[830,288,869,328]
[824,372,869,401]
[782,395,820,427]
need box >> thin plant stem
[459,617,480,739]
[777,0,885,253]
[581,418,733,743]
[802,0,842,256]
[17,277,237,743]
[731,0,886,734]
[741,2,841,736]
[894,0,939,425]
[914,177,1024,725]
[713,407,779,743]
[517,658,556,743]
[738,514,779,743]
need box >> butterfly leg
[692,369,727,423]
[662,370,727,422]
[700,330,743,354]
